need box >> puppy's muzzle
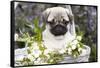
[50,25,67,36]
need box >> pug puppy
[42,6,76,52]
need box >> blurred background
[15,2,97,62]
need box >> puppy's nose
[55,25,64,31]
[50,25,67,36]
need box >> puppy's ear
[42,8,51,23]
[65,5,76,36]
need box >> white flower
[73,54,77,58]
[59,49,66,54]
[77,44,80,47]
[72,40,78,45]
[32,43,41,57]
[37,58,41,62]
[34,60,38,64]
[32,49,41,58]
[46,54,50,59]
[78,48,82,52]
[44,49,51,58]
[67,48,72,55]
[34,58,41,64]
[77,36,82,41]
[27,54,35,61]
[50,59,53,62]
[41,43,45,47]
[72,44,77,50]
[15,33,18,41]
[44,49,49,55]
[32,42,38,46]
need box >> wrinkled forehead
[47,7,69,21]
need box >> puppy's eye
[47,21,54,24]
[47,19,54,25]
[63,20,69,25]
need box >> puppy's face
[47,13,69,36]
[43,7,73,36]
